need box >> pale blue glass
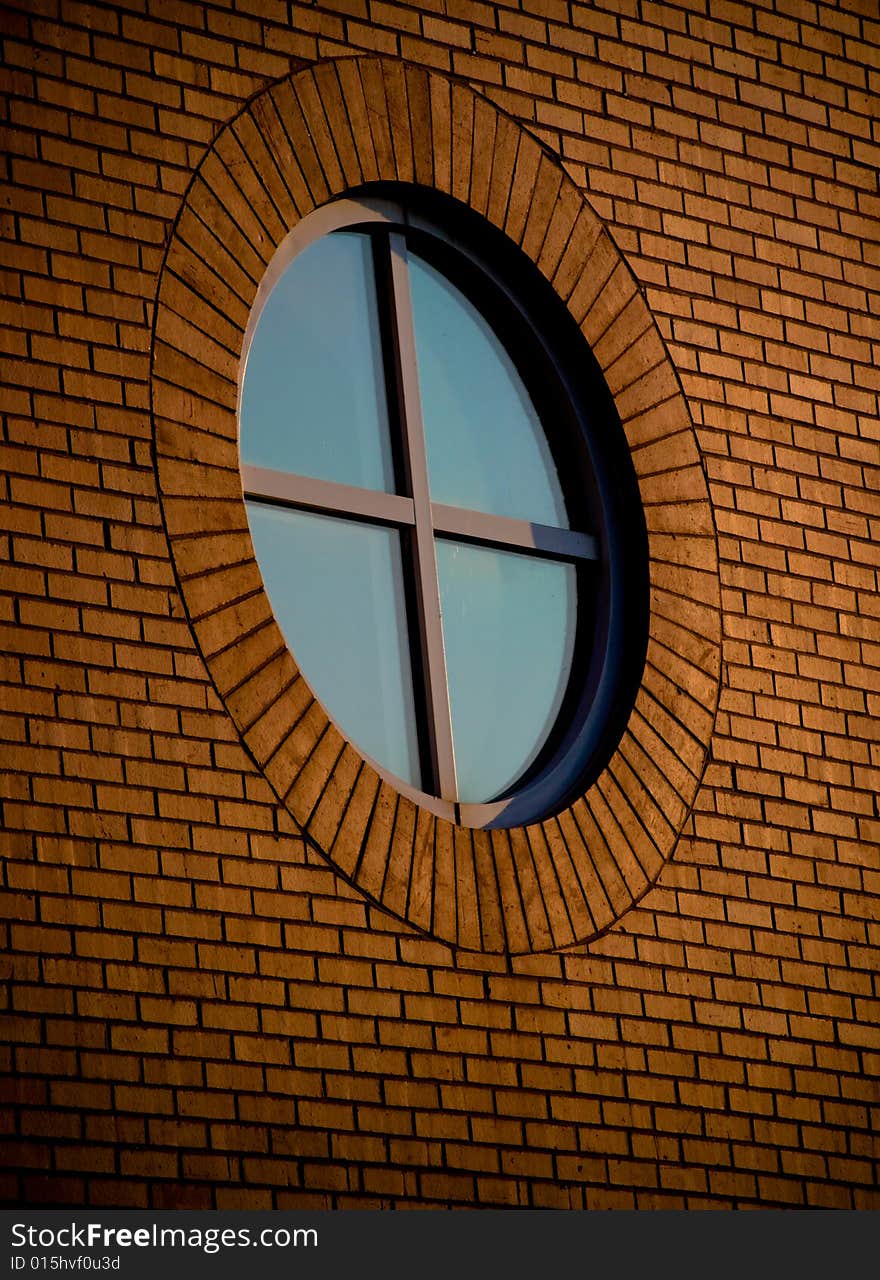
[409,251,568,528]
[246,502,421,788]
[437,540,576,803]
[240,232,395,492]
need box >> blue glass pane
[246,502,421,788]
[409,251,568,528]
[437,540,576,804]
[240,232,395,492]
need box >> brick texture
[1,0,878,1209]
[153,54,721,953]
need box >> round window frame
[237,191,650,830]
[151,56,723,953]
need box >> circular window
[238,191,649,828]
[153,54,722,950]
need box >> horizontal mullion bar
[431,502,598,561]
[241,466,597,560]
[242,463,415,528]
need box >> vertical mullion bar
[386,231,458,803]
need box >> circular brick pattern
[151,56,722,954]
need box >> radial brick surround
[152,57,722,954]
[1,1,878,1210]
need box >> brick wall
[1,0,878,1208]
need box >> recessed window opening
[238,189,648,828]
